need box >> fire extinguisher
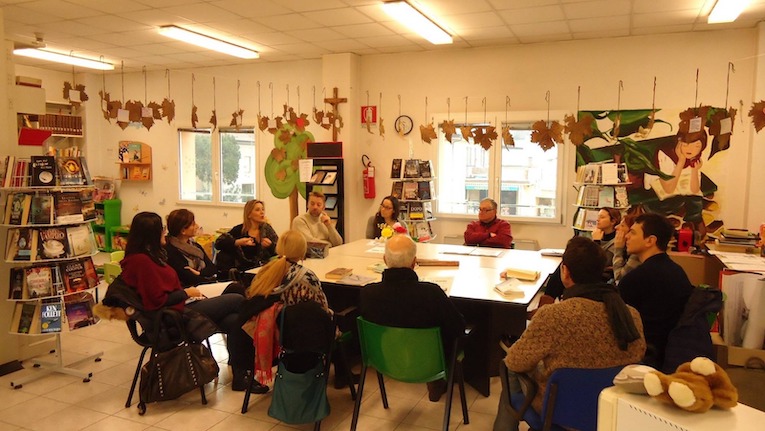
[362,154,376,199]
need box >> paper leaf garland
[191,105,198,128]
[107,100,122,119]
[440,120,457,143]
[210,110,217,129]
[679,105,711,133]
[267,117,284,134]
[531,120,564,151]
[420,123,437,143]
[708,107,737,159]
[459,125,473,142]
[148,102,163,119]
[379,117,385,138]
[637,110,656,138]
[63,82,88,107]
[257,114,269,131]
[230,109,244,130]
[563,113,594,146]
[99,91,111,121]
[283,105,297,125]
[142,115,154,130]
[125,100,143,122]
[501,126,514,147]
[161,98,175,123]
[749,100,765,132]
[474,126,498,150]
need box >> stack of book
[5,225,97,262]
[2,190,96,225]
[715,229,760,249]
[0,155,92,188]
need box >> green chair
[350,317,469,431]
[103,251,125,285]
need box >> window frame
[435,112,567,226]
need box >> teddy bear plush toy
[643,357,738,413]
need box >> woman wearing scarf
[165,209,218,288]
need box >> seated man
[291,191,343,247]
[359,234,466,402]
[464,198,513,249]
[619,212,694,368]
[494,236,645,431]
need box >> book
[583,209,599,230]
[64,293,97,331]
[423,201,433,218]
[54,191,84,223]
[494,278,523,296]
[4,192,31,225]
[501,267,540,281]
[30,155,56,187]
[40,299,63,333]
[574,208,586,229]
[61,259,89,293]
[322,171,337,185]
[582,186,599,207]
[390,158,402,178]
[403,159,420,178]
[67,224,94,257]
[408,201,424,219]
[7,228,37,261]
[9,267,26,300]
[614,186,629,208]
[582,164,599,184]
[127,142,142,162]
[617,163,628,183]
[598,187,614,208]
[80,257,100,289]
[25,266,53,298]
[403,182,418,200]
[411,221,432,241]
[310,170,326,183]
[325,196,338,210]
[79,157,92,185]
[391,181,404,199]
[417,181,432,200]
[417,258,459,267]
[14,302,40,334]
[540,249,565,257]
[601,162,619,184]
[325,267,353,280]
[29,194,54,224]
[79,189,96,221]
[37,227,68,260]
[51,264,65,295]
[419,160,432,178]
[2,156,14,188]
[57,157,85,185]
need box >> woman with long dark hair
[120,212,267,393]
[164,209,217,287]
[366,195,405,239]
[215,199,278,280]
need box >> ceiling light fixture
[158,25,259,59]
[381,1,452,45]
[13,48,114,70]
[708,0,750,23]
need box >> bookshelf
[118,141,152,181]
[1,180,103,389]
[391,159,436,242]
[306,158,345,239]
[572,162,630,232]
[92,199,121,252]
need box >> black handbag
[139,310,219,403]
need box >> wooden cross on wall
[324,87,347,141]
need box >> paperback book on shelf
[37,227,69,260]
[11,302,40,334]
[408,202,424,219]
[4,192,31,225]
[418,160,433,178]
[391,181,403,199]
[57,157,85,186]
[8,267,26,300]
[30,155,56,187]
[53,191,84,224]
[40,299,63,333]
[417,181,432,200]
[403,159,420,178]
[25,266,53,298]
[598,187,615,208]
[64,292,98,331]
[29,194,54,225]
[390,158,402,178]
[79,189,96,221]
[6,228,37,261]
[403,182,418,200]
[80,257,99,288]
[67,224,95,257]
[61,259,89,293]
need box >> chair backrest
[356,317,446,383]
[110,250,125,262]
[103,261,122,284]
[541,366,623,431]
[662,286,723,372]
[280,301,335,354]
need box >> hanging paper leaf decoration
[501,126,514,147]
[379,117,385,138]
[107,100,121,119]
[210,110,217,129]
[612,113,621,139]
[420,123,437,143]
[283,105,297,125]
[257,114,269,131]
[267,117,284,134]
[76,85,88,102]
[142,115,154,130]
[473,126,498,150]
[148,101,163,119]
[531,120,564,151]
[678,105,711,133]
[637,110,656,138]
[749,100,765,132]
[191,105,198,128]
[230,109,244,130]
[708,107,737,159]
[161,98,175,123]
[99,91,111,121]
[563,113,594,146]
[440,120,457,143]
[459,125,473,142]
[125,100,143,122]
[296,113,310,131]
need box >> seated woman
[120,212,268,393]
[164,209,218,288]
[366,195,406,239]
[612,214,642,283]
[215,199,278,282]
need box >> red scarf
[252,302,283,384]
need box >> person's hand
[691,157,703,170]
[261,237,272,248]
[615,228,626,248]
[489,232,497,238]
[185,266,201,276]
[675,141,688,165]
[185,287,202,298]
[591,227,604,241]
[320,212,331,225]
[235,237,254,247]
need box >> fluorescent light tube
[382,1,452,45]
[708,0,750,23]
[13,48,114,70]
[159,25,259,59]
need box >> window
[437,122,561,222]
[178,128,256,204]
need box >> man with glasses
[464,198,513,249]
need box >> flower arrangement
[379,222,409,241]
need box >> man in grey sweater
[292,191,343,247]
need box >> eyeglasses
[479,208,495,213]
[380,205,394,210]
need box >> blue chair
[505,365,624,431]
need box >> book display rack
[306,158,345,239]
[1,167,103,389]
[572,162,630,232]
[391,158,436,242]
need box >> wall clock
[394,115,413,136]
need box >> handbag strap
[149,308,189,348]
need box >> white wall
[9,27,765,248]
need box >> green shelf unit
[92,199,121,252]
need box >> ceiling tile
[63,0,151,14]
[2,5,63,25]
[97,46,154,59]
[253,14,322,31]
[159,3,243,23]
[242,32,303,46]
[445,12,505,31]
[632,10,698,28]
[517,32,573,44]
[17,0,104,20]
[631,24,694,35]
[313,38,372,52]
[134,0,206,6]
[285,27,346,42]
[203,19,275,36]
[119,10,195,27]
[332,23,396,38]
[210,0,292,17]
[277,0,347,12]
[357,34,417,48]
[467,37,521,47]
[459,25,515,40]
[128,43,187,56]
[53,37,117,52]
[302,8,373,26]
[572,28,631,40]
[38,19,109,36]
[563,0,632,20]
[633,0,707,14]
[488,0,560,10]
[510,20,570,37]
[498,5,566,25]
[427,0,493,15]
[73,15,152,33]
[269,42,329,56]
[94,29,166,47]
[568,15,630,33]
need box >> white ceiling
[3,0,765,72]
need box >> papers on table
[540,248,565,257]
[365,244,386,254]
[420,277,453,294]
[338,274,377,286]
[441,247,504,257]
[708,250,765,273]
[494,278,523,296]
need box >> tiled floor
[0,312,522,431]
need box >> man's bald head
[384,234,417,269]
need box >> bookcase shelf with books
[118,141,152,181]
[390,158,437,242]
[572,162,631,232]
[306,158,345,239]
[1,173,103,388]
